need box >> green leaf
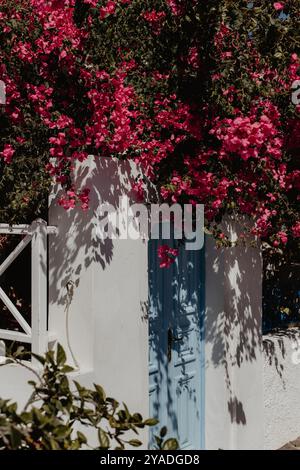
[162,438,179,450]
[49,437,60,450]
[159,426,167,437]
[98,428,110,449]
[128,439,142,447]
[94,384,106,401]
[74,380,83,393]
[77,431,87,444]
[10,426,23,449]
[61,365,74,373]
[31,353,46,365]
[132,413,143,423]
[144,418,159,427]
[122,402,130,418]
[118,410,127,421]
[56,344,66,366]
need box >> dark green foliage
[0,344,178,450]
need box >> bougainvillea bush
[0,0,299,251]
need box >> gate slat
[0,287,32,335]
[0,329,31,343]
[0,233,32,277]
[31,219,48,356]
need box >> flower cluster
[58,188,90,211]
[0,0,298,252]
[158,244,179,268]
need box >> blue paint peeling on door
[148,227,205,450]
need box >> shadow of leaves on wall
[48,156,140,307]
[204,218,264,426]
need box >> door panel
[149,231,205,450]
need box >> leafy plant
[0,344,178,450]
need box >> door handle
[167,328,183,362]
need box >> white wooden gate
[0,219,56,359]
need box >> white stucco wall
[48,156,150,446]
[205,220,264,450]
[0,365,34,408]
[263,329,300,450]
[205,224,300,451]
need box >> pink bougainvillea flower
[273,2,284,10]
[277,231,288,245]
[99,1,116,19]
[132,181,145,202]
[291,222,300,238]
[83,0,98,5]
[166,0,183,16]
[158,244,179,268]
[0,144,15,163]
[142,10,166,34]
[78,188,90,211]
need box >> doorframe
[199,237,206,449]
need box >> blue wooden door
[149,230,205,450]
